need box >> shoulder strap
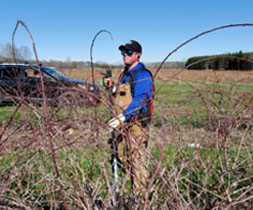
[129,67,155,124]
[128,67,153,95]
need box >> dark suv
[0,63,100,106]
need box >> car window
[42,67,66,81]
[43,72,55,80]
[23,66,59,82]
[2,67,20,78]
[24,68,40,78]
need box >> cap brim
[119,45,129,51]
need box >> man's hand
[108,114,125,129]
[103,78,117,94]
[103,77,112,86]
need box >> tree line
[2,42,252,70]
[0,43,186,69]
[0,43,114,69]
[185,51,253,70]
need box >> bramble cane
[102,69,120,207]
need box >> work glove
[108,113,125,129]
[112,86,117,95]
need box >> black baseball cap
[119,40,142,53]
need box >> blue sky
[1,0,253,64]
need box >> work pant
[116,122,149,196]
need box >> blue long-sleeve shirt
[118,62,153,121]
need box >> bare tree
[19,45,32,61]
[0,42,32,61]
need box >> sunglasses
[121,50,133,56]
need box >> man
[108,40,154,197]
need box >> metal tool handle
[103,69,120,207]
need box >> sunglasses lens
[121,50,126,55]
[121,50,133,56]
[127,50,133,55]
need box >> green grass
[150,144,253,203]
[0,78,252,208]
[152,80,253,127]
[0,79,252,127]
[0,126,252,208]
[1,143,251,195]
[0,106,22,125]
[155,80,253,105]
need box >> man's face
[121,50,141,67]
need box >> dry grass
[155,69,253,83]
[60,68,253,85]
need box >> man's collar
[126,62,144,72]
